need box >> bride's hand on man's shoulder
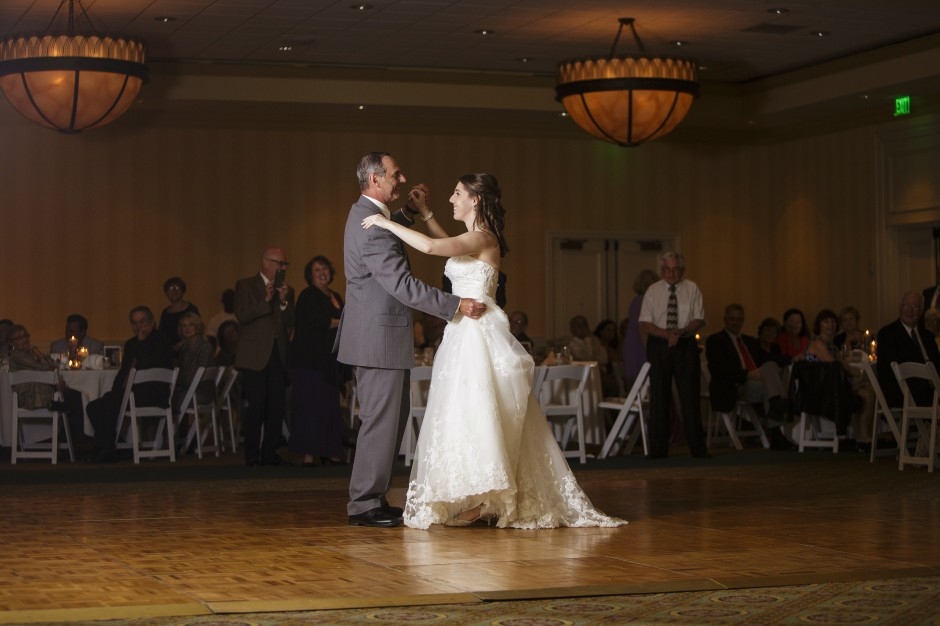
[362,214,389,229]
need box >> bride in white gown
[362,174,624,530]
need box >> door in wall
[548,234,676,343]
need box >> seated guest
[158,276,200,343]
[923,308,940,353]
[509,310,533,345]
[172,311,215,411]
[8,324,85,445]
[50,313,105,356]
[595,318,624,396]
[567,315,608,364]
[0,318,14,362]
[418,313,447,352]
[594,319,622,366]
[215,320,239,367]
[776,308,810,363]
[85,306,174,463]
[754,317,788,367]
[876,290,940,409]
[834,305,867,351]
[705,305,792,449]
[804,308,874,448]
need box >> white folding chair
[598,362,650,458]
[177,366,221,459]
[403,365,433,466]
[891,361,940,472]
[115,367,178,464]
[701,363,769,451]
[215,366,240,453]
[857,359,902,462]
[9,370,74,464]
[788,363,839,453]
[536,363,593,463]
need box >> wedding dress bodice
[444,256,498,301]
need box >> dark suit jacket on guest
[233,274,295,372]
[876,318,940,407]
[705,330,759,413]
[112,331,174,407]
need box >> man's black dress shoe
[382,504,404,517]
[349,507,403,528]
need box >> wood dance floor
[1,445,939,624]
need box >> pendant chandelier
[556,18,699,147]
[0,0,148,133]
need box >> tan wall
[0,98,930,347]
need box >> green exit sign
[895,95,911,117]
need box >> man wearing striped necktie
[639,251,708,459]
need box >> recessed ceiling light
[154,16,176,23]
[767,8,790,15]
[674,40,689,47]
[279,45,293,52]
[474,29,495,36]
[351,4,373,10]
[812,30,830,37]
[358,105,366,110]
[516,57,533,63]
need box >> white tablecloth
[1,368,119,446]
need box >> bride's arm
[363,215,493,258]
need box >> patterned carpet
[13,576,940,626]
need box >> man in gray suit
[336,152,485,528]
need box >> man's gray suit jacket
[335,195,459,369]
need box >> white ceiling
[2,0,940,84]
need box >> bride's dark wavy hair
[460,173,509,257]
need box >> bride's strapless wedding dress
[404,256,626,529]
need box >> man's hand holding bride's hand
[408,183,429,211]
[362,214,391,230]
[459,298,486,319]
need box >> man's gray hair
[660,250,685,269]
[356,152,390,191]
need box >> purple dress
[621,294,646,389]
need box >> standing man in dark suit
[86,306,173,463]
[705,304,791,449]
[639,251,708,459]
[335,151,485,528]
[235,247,296,467]
[877,290,940,407]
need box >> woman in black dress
[289,255,347,466]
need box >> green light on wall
[894,95,911,117]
